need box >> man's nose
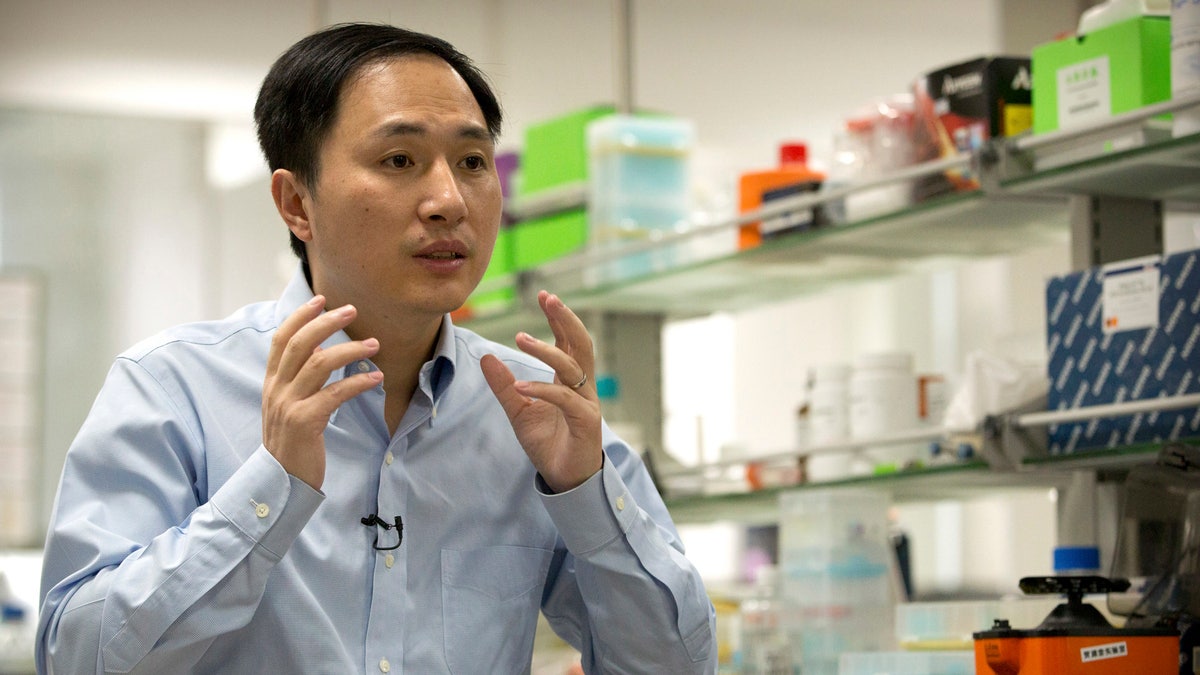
[418,159,467,225]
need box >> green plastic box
[518,106,615,197]
[1032,16,1170,134]
[511,208,588,270]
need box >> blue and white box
[1045,248,1200,454]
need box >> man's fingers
[535,292,596,388]
[481,355,595,428]
[480,354,526,418]
[267,295,325,374]
[513,332,592,396]
[275,304,359,381]
[289,338,381,397]
[512,380,597,415]
[310,369,384,417]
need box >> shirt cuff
[536,454,640,556]
[208,446,325,560]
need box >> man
[37,23,716,674]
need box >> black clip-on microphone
[361,513,403,551]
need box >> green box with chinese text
[1032,16,1170,134]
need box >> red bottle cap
[779,142,808,166]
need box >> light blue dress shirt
[37,267,716,674]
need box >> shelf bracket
[981,394,1049,471]
[1069,195,1162,271]
[583,310,666,466]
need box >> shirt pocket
[441,545,553,675]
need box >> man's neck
[349,312,443,436]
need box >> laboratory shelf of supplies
[995,94,1200,201]
[463,183,1071,343]
[662,439,1189,527]
[661,392,1200,525]
[462,96,1200,346]
[461,99,1200,524]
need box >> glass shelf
[462,120,1200,344]
[663,441,1181,526]
[1000,128,1200,201]
[462,190,1071,341]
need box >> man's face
[293,54,501,325]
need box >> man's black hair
[254,23,503,265]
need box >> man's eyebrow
[371,120,493,142]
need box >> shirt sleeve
[36,358,324,675]
[536,434,717,674]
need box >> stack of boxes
[510,106,614,273]
[464,104,694,312]
[462,107,612,316]
[1034,10,1194,453]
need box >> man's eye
[461,156,486,171]
[387,155,412,169]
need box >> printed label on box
[1058,56,1112,128]
[1080,641,1128,663]
[1102,258,1160,334]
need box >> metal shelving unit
[465,159,1072,341]
[462,101,1200,526]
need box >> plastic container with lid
[585,114,694,282]
[1078,0,1169,35]
[737,141,825,249]
[848,352,920,472]
[822,97,916,225]
[779,489,896,675]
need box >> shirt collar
[427,314,457,402]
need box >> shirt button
[357,361,371,373]
[384,451,394,466]
[255,502,270,518]
[616,495,626,511]
[379,657,390,673]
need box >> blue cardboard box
[1045,249,1200,454]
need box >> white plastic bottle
[805,363,851,481]
[849,352,920,471]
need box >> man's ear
[271,169,313,243]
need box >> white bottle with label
[805,363,851,481]
[849,352,920,471]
